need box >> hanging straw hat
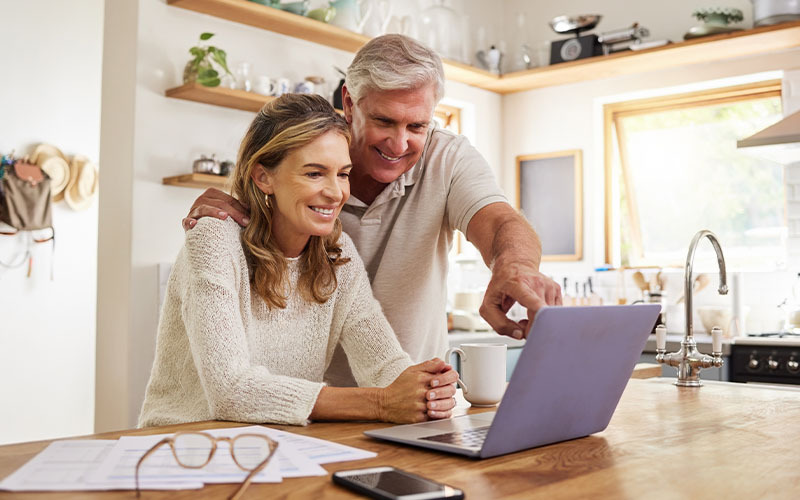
[32,143,70,201]
[64,155,99,211]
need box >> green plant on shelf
[183,32,233,87]
[692,7,744,26]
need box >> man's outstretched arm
[466,202,562,339]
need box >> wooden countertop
[2,379,799,498]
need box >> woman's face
[262,130,352,257]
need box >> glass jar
[420,0,462,62]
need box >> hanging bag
[0,160,55,278]
[0,160,52,231]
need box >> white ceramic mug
[274,77,292,97]
[253,76,275,96]
[445,343,506,407]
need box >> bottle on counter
[587,277,603,305]
[562,277,574,306]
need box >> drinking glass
[235,62,252,92]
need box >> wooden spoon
[693,273,710,294]
[676,273,710,303]
[632,271,649,295]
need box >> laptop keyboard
[419,426,490,448]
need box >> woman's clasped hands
[378,358,459,423]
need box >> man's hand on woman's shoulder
[182,188,251,231]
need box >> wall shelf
[486,21,800,94]
[168,0,800,95]
[163,172,230,190]
[163,84,259,189]
[166,82,273,112]
[167,0,498,89]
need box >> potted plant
[183,32,233,87]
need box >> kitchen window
[604,80,786,270]
[434,103,461,134]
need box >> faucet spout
[684,230,728,340]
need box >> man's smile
[375,147,403,162]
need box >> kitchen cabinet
[168,0,800,94]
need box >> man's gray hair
[345,34,445,103]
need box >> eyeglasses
[135,431,279,500]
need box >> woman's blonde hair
[231,93,351,309]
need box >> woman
[138,94,457,427]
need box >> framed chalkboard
[516,150,583,261]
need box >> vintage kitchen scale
[549,14,603,64]
[549,15,656,64]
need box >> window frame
[434,103,462,135]
[603,79,783,266]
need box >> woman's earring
[264,194,271,209]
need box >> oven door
[730,344,800,385]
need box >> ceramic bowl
[698,306,732,335]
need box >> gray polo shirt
[325,125,507,386]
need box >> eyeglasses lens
[173,433,214,467]
[232,435,272,470]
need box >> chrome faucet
[656,230,728,386]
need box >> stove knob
[768,357,779,370]
[748,356,760,370]
[788,359,800,373]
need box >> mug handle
[444,347,469,394]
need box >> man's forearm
[468,203,561,337]
[467,202,542,270]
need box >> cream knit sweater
[138,217,412,427]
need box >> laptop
[365,304,660,459]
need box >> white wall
[95,0,504,432]
[0,0,103,445]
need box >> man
[184,34,561,384]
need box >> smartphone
[332,466,465,500]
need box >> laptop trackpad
[410,413,496,436]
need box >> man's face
[343,84,436,186]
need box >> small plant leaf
[197,64,220,86]
[209,48,232,75]
[198,67,219,79]
[198,77,221,87]
[189,47,205,58]
[200,32,214,41]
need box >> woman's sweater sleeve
[335,237,413,388]
[181,219,323,425]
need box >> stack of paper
[0,425,376,492]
